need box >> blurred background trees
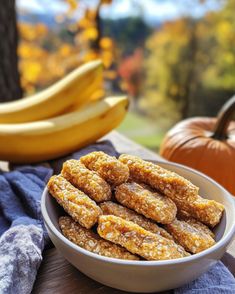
[143,0,235,125]
[2,0,235,149]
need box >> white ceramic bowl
[41,161,235,293]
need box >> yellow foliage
[216,21,233,42]
[59,44,73,57]
[18,23,48,41]
[224,53,234,64]
[36,23,48,37]
[101,51,113,68]
[100,37,113,50]
[86,9,97,21]
[20,60,42,83]
[78,17,92,29]
[66,0,78,10]
[83,50,100,62]
[18,23,37,41]
[18,42,47,59]
[18,0,116,95]
[83,27,99,40]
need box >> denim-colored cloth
[0,166,52,294]
[0,141,234,294]
[174,261,235,293]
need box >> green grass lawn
[117,111,165,151]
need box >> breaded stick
[177,211,215,239]
[100,201,173,240]
[119,155,224,227]
[98,215,189,261]
[139,183,221,229]
[59,216,139,260]
[140,183,224,227]
[119,154,198,202]
[115,182,177,224]
[143,185,223,228]
[80,151,129,186]
[175,196,224,227]
[61,159,111,202]
[164,219,215,254]
[47,175,101,229]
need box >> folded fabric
[0,166,52,294]
[174,261,235,293]
[0,140,234,294]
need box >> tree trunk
[181,22,198,119]
[0,0,22,102]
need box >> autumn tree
[0,0,22,101]
[118,48,144,109]
[17,0,115,96]
[143,18,197,124]
[144,0,235,125]
[201,0,235,93]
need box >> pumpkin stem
[212,94,235,140]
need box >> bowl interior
[43,160,235,257]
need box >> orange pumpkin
[160,95,235,195]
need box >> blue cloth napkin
[0,141,234,294]
[0,166,53,294]
[174,261,235,293]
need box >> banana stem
[212,94,235,140]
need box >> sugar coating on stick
[119,154,198,202]
[177,212,215,239]
[164,219,215,254]
[100,201,173,240]
[98,215,189,261]
[121,154,224,228]
[138,181,223,228]
[59,216,139,260]
[61,159,111,202]
[80,151,129,186]
[47,175,101,229]
[175,195,224,227]
[115,182,177,224]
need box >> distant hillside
[101,17,156,56]
[17,11,74,29]
[18,11,159,56]
[17,10,160,31]
[18,11,57,26]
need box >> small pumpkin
[160,95,235,195]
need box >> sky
[17,0,223,24]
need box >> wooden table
[31,131,235,293]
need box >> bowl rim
[41,160,235,267]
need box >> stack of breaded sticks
[47,152,225,261]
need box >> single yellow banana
[0,60,103,123]
[0,96,128,163]
[67,72,104,112]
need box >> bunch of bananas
[0,60,128,163]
